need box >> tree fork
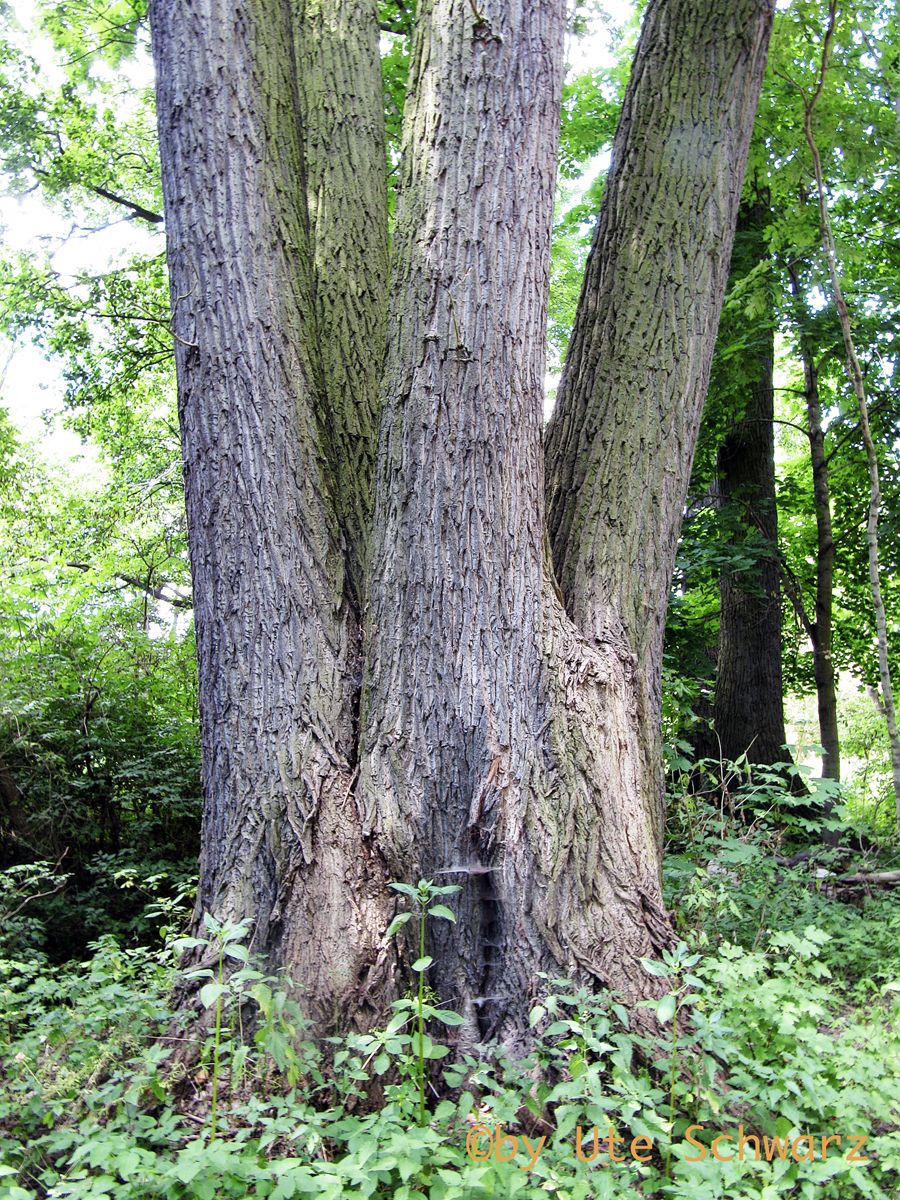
[151,0,775,1041]
[362,0,774,1042]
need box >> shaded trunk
[0,763,29,862]
[295,0,388,602]
[787,266,840,782]
[149,0,392,1027]
[714,203,787,767]
[805,359,841,782]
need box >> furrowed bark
[149,0,390,1027]
[362,0,772,1045]
[295,0,389,603]
[545,0,775,841]
[361,0,572,1042]
[715,202,788,768]
[152,0,775,1045]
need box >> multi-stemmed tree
[149,0,773,1039]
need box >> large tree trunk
[295,0,388,603]
[362,0,773,1042]
[545,0,774,842]
[150,0,773,1039]
[714,202,788,768]
[149,0,392,1028]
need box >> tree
[785,265,842,781]
[799,0,900,829]
[149,0,773,1038]
[709,197,788,769]
[667,0,900,820]
[764,0,900,800]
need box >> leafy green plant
[176,914,252,1140]
[0,859,70,959]
[0,905,897,1200]
[383,878,462,1124]
[640,942,703,1178]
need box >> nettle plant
[175,913,310,1141]
[352,879,464,1125]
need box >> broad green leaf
[656,992,677,1024]
[199,981,228,1008]
[426,904,456,922]
[430,1008,465,1026]
[385,912,412,937]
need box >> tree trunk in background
[788,267,841,782]
[149,0,392,1028]
[802,2,900,829]
[802,348,842,780]
[714,202,788,767]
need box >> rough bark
[787,265,841,782]
[151,0,774,1040]
[545,0,775,839]
[714,203,788,767]
[362,0,772,1043]
[295,0,389,603]
[149,0,391,1027]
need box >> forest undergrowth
[1,763,898,1200]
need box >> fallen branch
[833,869,900,887]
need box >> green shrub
[1,871,897,1200]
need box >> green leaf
[199,981,228,1008]
[412,1032,450,1059]
[656,992,677,1024]
[386,1010,411,1034]
[389,883,419,899]
[640,956,671,978]
[612,1003,630,1029]
[430,1008,465,1026]
[546,1019,574,1036]
[411,956,433,972]
[231,1044,250,1082]
[386,911,412,937]
[427,904,456,922]
[172,937,206,952]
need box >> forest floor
[1,792,898,1200]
